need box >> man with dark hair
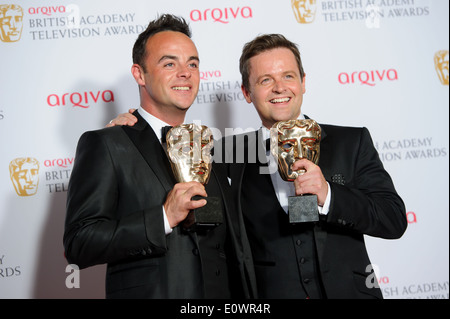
[109,33,407,299]
[64,14,256,299]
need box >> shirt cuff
[162,206,173,235]
[318,182,331,216]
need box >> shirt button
[296,239,302,246]
[304,278,310,284]
[192,248,199,256]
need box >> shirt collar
[137,106,175,141]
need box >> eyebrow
[255,70,298,83]
[158,55,200,64]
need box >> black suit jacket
[222,122,407,299]
[64,111,257,299]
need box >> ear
[241,85,253,104]
[301,75,306,94]
[131,64,145,86]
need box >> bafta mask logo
[434,50,449,86]
[292,0,317,24]
[271,119,321,181]
[9,157,40,196]
[166,124,214,184]
[0,4,24,43]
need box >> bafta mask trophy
[271,119,321,223]
[166,124,223,231]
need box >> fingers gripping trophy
[270,119,321,223]
[166,124,223,231]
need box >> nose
[272,79,287,93]
[177,65,192,79]
[9,16,18,30]
[191,141,203,164]
[24,170,34,183]
[294,144,306,161]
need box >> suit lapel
[210,164,236,236]
[232,127,329,268]
[313,119,328,267]
[232,130,268,216]
[122,111,176,192]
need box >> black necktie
[265,138,271,152]
[161,126,172,143]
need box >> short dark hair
[132,14,192,70]
[239,34,305,91]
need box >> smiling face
[132,31,200,125]
[242,47,306,129]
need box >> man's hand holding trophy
[166,124,223,232]
[270,119,322,223]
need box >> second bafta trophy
[166,124,223,231]
[270,119,321,223]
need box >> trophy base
[288,195,319,223]
[183,196,223,232]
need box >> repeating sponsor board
[0,0,448,299]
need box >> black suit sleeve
[325,127,407,239]
[63,130,167,269]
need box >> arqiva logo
[28,5,66,16]
[338,69,398,86]
[47,90,114,108]
[200,70,222,81]
[190,7,253,24]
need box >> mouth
[191,167,206,175]
[269,97,291,104]
[172,86,191,91]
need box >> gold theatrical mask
[166,124,222,231]
[291,0,317,24]
[0,4,23,43]
[270,119,321,182]
[270,119,321,223]
[166,124,213,184]
[9,157,40,196]
[434,50,449,86]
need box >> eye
[182,145,192,153]
[282,143,294,150]
[302,138,318,149]
[261,78,271,85]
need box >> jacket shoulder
[319,123,372,141]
